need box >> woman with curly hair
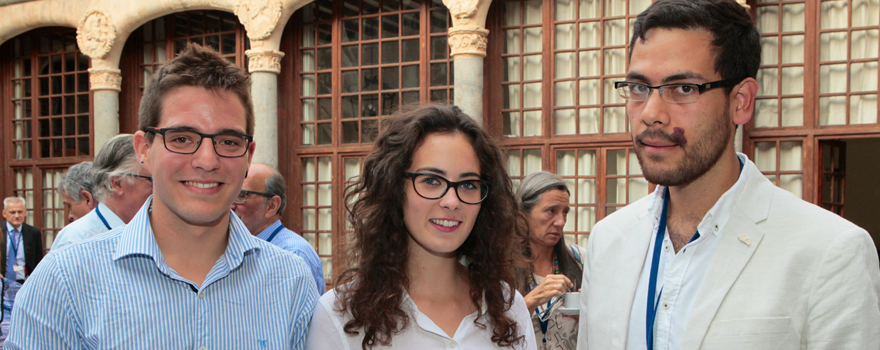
[306,105,536,350]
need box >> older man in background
[59,162,97,225]
[233,163,325,294]
[51,134,153,251]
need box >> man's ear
[133,131,151,167]
[731,77,758,126]
[109,175,125,196]
[264,195,282,219]
[80,190,97,209]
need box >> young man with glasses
[52,134,153,251]
[577,1,880,349]
[6,43,318,348]
[232,163,325,294]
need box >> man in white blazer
[577,0,880,349]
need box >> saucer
[557,307,580,316]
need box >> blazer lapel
[680,165,773,349]
[605,211,657,346]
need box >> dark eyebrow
[162,126,247,135]
[624,72,708,84]
[414,168,481,179]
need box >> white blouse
[306,285,538,350]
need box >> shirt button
[198,347,206,350]
[662,302,669,310]
[713,224,719,232]
[446,341,457,349]
[198,291,206,299]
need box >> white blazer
[577,159,880,350]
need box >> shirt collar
[113,196,262,273]
[648,153,751,238]
[6,221,21,233]
[255,219,284,241]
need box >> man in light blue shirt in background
[233,163,326,294]
[51,134,153,252]
[6,43,318,349]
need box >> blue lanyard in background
[646,188,670,350]
[8,229,22,259]
[95,206,112,230]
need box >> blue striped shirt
[4,198,318,349]
[256,220,326,294]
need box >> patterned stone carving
[89,68,122,91]
[446,0,481,26]
[246,49,285,74]
[235,0,283,41]
[77,10,116,59]
[448,28,488,57]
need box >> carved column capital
[246,49,285,74]
[447,27,489,58]
[236,0,284,41]
[89,68,122,92]
[77,10,117,59]
[736,0,750,10]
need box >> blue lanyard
[265,225,284,243]
[95,206,112,230]
[646,188,670,350]
[8,229,22,259]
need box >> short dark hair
[630,0,761,90]
[138,42,254,140]
[263,168,287,215]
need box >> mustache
[635,128,687,146]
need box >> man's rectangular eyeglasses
[614,79,741,104]
[234,190,273,204]
[145,127,253,158]
[122,173,152,183]
[404,172,490,205]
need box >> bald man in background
[232,163,325,294]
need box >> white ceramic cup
[563,292,580,309]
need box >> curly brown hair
[336,104,529,349]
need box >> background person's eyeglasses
[122,173,152,183]
[145,127,253,158]
[404,172,490,204]
[234,190,273,204]
[614,79,740,104]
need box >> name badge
[13,264,24,273]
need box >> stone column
[89,68,122,150]
[444,0,492,124]
[246,49,284,168]
[77,9,121,151]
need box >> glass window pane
[851,29,879,60]
[524,0,542,25]
[556,0,574,21]
[604,19,626,46]
[603,107,625,133]
[504,57,521,82]
[557,150,576,176]
[524,111,542,136]
[754,99,779,128]
[757,6,779,34]
[820,32,848,62]
[524,55,542,80]
[819,96,848,125]
[781,67,803,95]
[779,174,803,198]
[555,109,576,135]
[780,35,804,64]
[579,22,601,49]
[579,50,600,77]
[503,85,521,109]
[852,0,880,27]
[555,81,576,107]
[503,112,521,137]
[606,149,626,175]
[850,62,878,92]
[523,83,542,108]
[761,37,779,65]
[524,27,543,52]
[556,24,576,50]
[779,141,802,171]
[505,29,522,54]
[850,94,879,124]
[579,79,600,105]
[819,64,847,94]
[382,41,399,64]
[603,48,625,75]
[753,141,777,172]
[579,0,599,19]
[821,0,849,30]
[780,97,804,127]
[579,108,600,134]
[781,3,805,32]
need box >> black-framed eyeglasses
[614,79,741,104]
[404,172,490,205]
[234,189,274,204]
[122,173,152,183]
[145,127,253,158]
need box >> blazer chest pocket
[701,317,796,350]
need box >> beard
[632,109,733,187]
